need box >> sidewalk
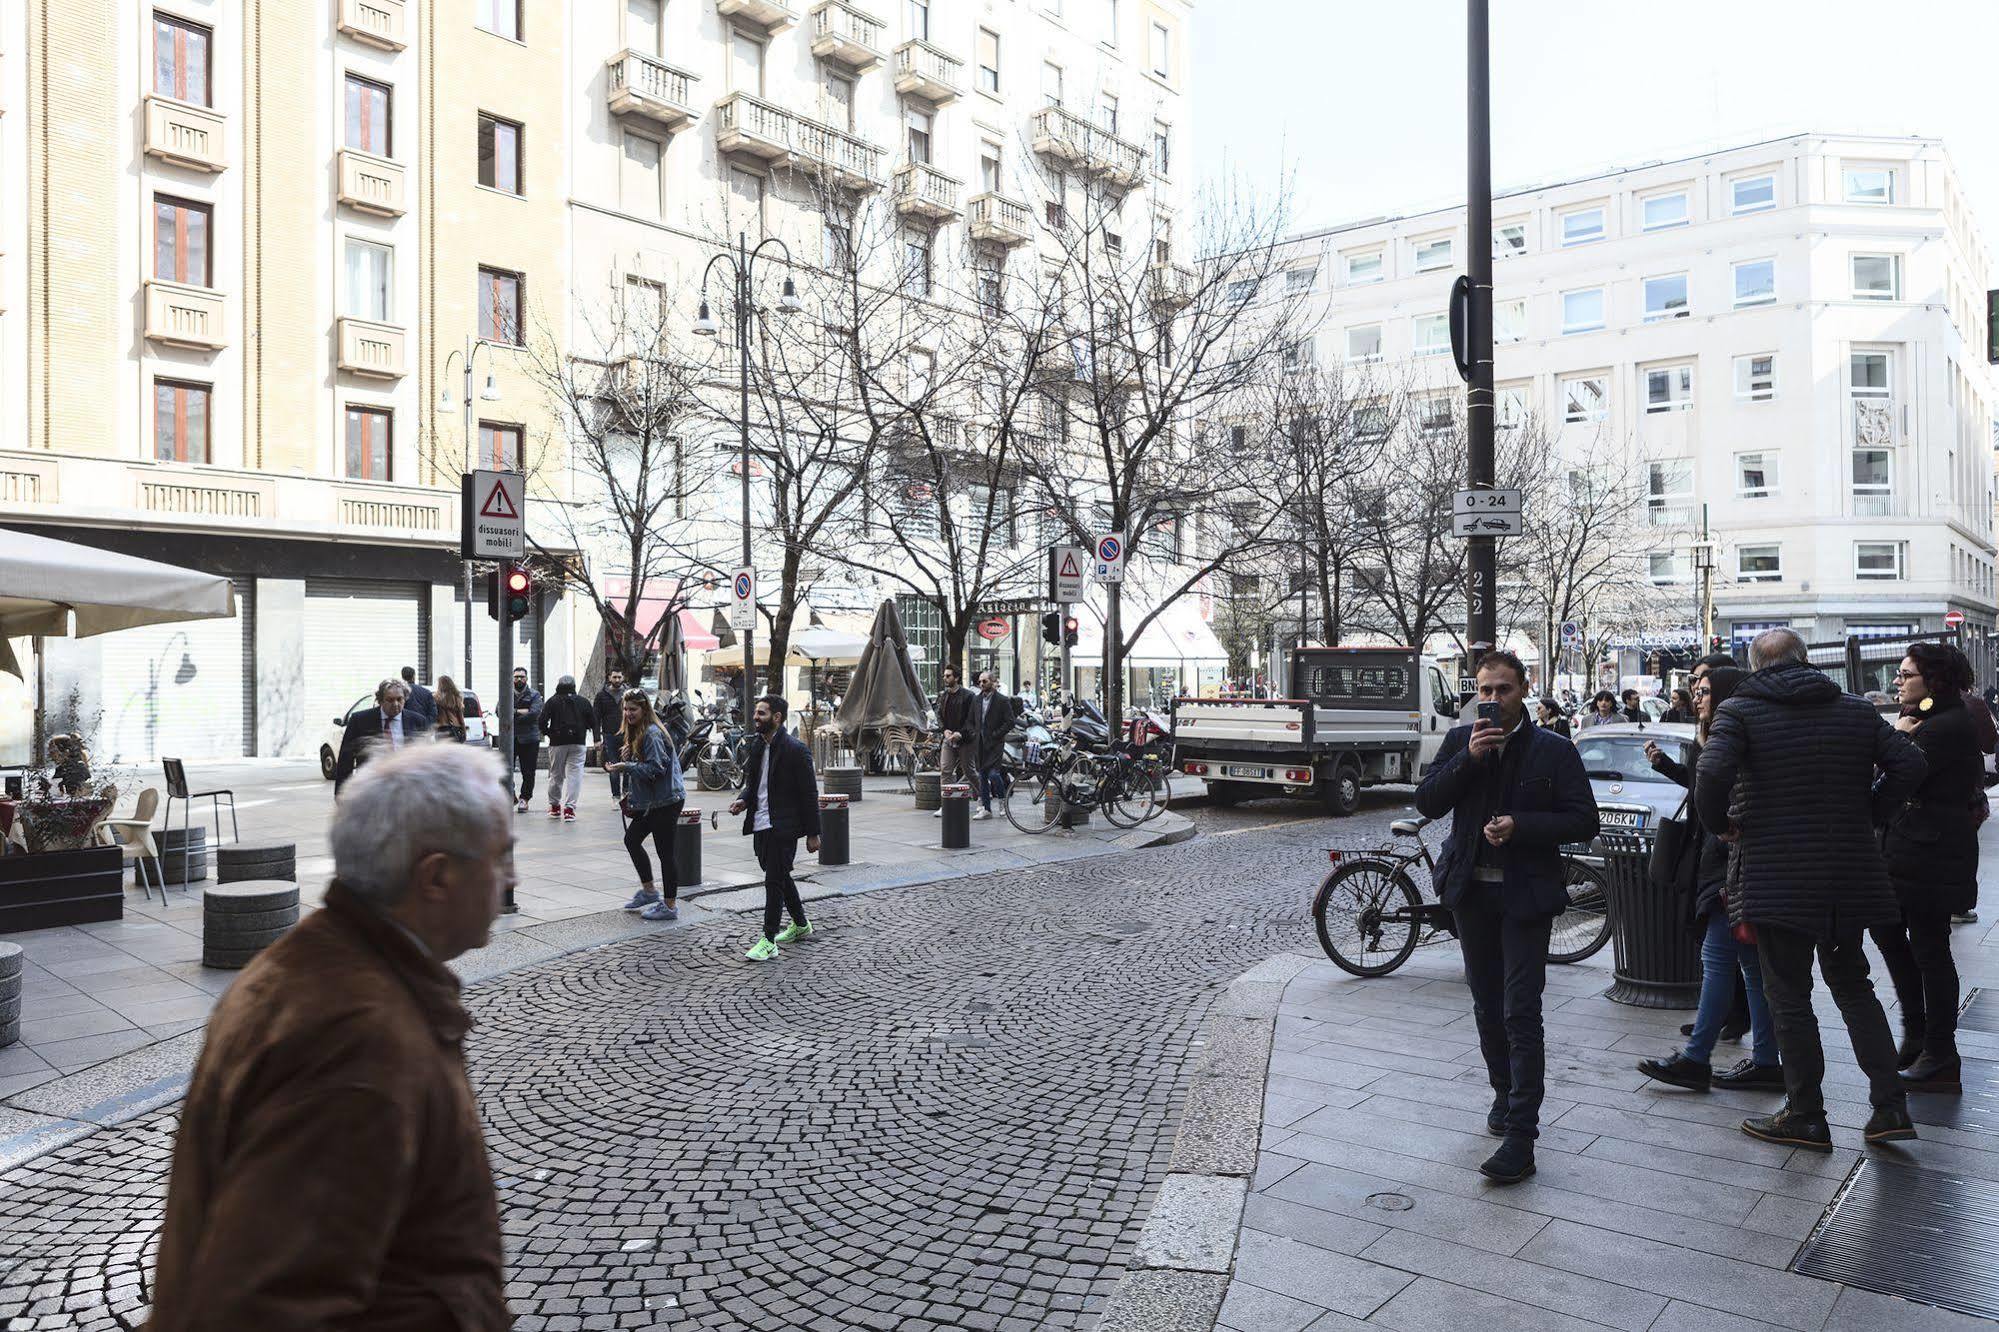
[0,757,1193,1101]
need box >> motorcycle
[1125,707,1173,760]
[1003,698,1056,771]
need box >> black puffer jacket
[1694,662,1925,937]
[1883,695,1982,913]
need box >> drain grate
[1793,1158,1999,1321]
[1960,986,1999,1035]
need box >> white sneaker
[931,809,943,818]
[971,808,992,821]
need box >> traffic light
[1042,611,1061,645]
[486,568,502,621]
[502,564,533,624]
[1708,635,1727,655]
[1063,615,1079,648]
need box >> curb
[1095,951,1315,1332]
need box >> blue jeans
[979,765,1009,810]
[1684,909,1778,1067]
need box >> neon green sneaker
[745,937,779,962]
[774,921,814,944]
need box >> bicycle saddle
[1388,817,1430,837]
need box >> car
[319,694,374,781]
[1569,719,1699,849]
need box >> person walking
[934,664,977,818]
[970,671,1016,820]
[1695,628,1926,1150]
[509,667,544,813]
[1535,698,1571,738]
[607,689,685,923]
[537,676,593,821]
[148,743,514,1331]
[729,695,821,961]
[1638,666,1784,1092]
[334,678,430,793]
[1868,643,1980,1093]
[1661,687,1696,724]
[434,676,469,742]
[1578,691,1621,730]
[1676,653,1747,1044]
[1620,688,1646,722]
[594,668,627,799]
[400,665,437,728]
[1414,649,1599,1184]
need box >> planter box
[0,847,124,932]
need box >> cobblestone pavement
[0,790,1412,1331]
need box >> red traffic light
[1063,616,1079,632]
[505,569,531,595]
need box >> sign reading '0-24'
[1450,487,1524,538]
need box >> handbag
[1647,793,1699,895]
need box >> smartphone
[1476,701,1502,726]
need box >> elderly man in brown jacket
[148,741,516,1331]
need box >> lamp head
[436,387,455,414]
[693,301,718,337]
[777,278,804,315]
[479,370,501,402]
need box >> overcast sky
[1192,0,1999,247]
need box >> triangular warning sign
[479,479,520,520]
[1058,551,1081,577]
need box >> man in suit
[399,666,437,728]
[729,695,822,962]
[970,671,1017,820]
[334,679,432,794]
[933,664,977,818]
[1415,648,1598,1184]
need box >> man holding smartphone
[1415,649,1599,1183]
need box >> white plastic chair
[98,788,166,906]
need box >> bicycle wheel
[1003,768,1062,834]
[1130,759,1167,823]
[1095,759,1140,829]
[1104,758,1159,828]
[1549,857,1613,964]
[1312,859,1423,977]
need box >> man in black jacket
[1695,628,1926,1150]
[969,672,1017,819]
[399,667,437,728]
[538,677,595,820]
[1414,649,1598,1184]
[509,669,544,813]
[333,679,432,794]
[592,669,627,799]
[934,665,976,817]
[730,696,822,962]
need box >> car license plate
[1224,765,1268,779]
[1599,809,1647,830]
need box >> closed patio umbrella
[835,600,929,736]
[656,605,689,698]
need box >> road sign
[1049,546,1087,603]
[460,470,525,559]
[1450,487,1524,538]
[729,568,755,631]
[1560,619,1583,648]
[1946,609,1966,628]
[1094,533,1126,584]
[976,617,1011,642]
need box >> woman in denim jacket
[606,690,685,922]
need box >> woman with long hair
[605,689,685,923]
[434,677,468,742]
[1662,687,1696,724]
[1637,666,1783,1091]
[1870,642,1981,1093]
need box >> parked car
[319,694,373,781]
[1569,720,1698,851]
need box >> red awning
[598,579,718,650]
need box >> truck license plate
[1598,809,1647,830]
[1223,765,1268,779]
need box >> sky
[1192,0,1999,245]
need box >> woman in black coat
[1870,642,1982,1093]
[1661,687,1696,725]
[1635,667,1784,1091]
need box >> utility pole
[1464,0,1496,668]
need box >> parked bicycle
[1311,814,1611,977]
[1003,732,1167,832]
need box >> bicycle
[1003,735,1104,833]
[1311,814,1612,977]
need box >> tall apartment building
[0,0,574,764]
[1268,133,1998,678]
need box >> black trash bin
[1599,832,1701,1008]
[940,782,972,849]
[675,808,703,888]
[818,794,850,866]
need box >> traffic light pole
[497,560,517,913]
[1464,0,1497,669]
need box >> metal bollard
[940,782,973,849]
[675,808,703,888]
[818,793,851,866]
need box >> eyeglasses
[1893,670,1921,682]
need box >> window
[1642,273,1689,321]
[1648,459,1693,526]
[1854,542,1903,580]
[1561,207,1605,246]
[1645,364,1693,413]
[1101,93,1119,136]
[1413,236,1452,272]
[1149,20,1170,77]
[1852,448,1892,515]
[153,196,211,286]
[1642,191,1689,231]
[1562,375,1607,423]
[344,406,393,481]
[1345,250,1383,284]
[478,0,521,41]
[1226,277,1258,304]
[976,249,1005,315]
[344,75,391,156]
[979,143,1002,193]
[1649,551,1690,585]
[727,165,765,237]
[1412,313,1449,357]
[1736,451,1776,497]
[1497,386,1528,431]
[906,348,935,397]
[478,114,523,194]
[1737,544,1782,582]
[1494,223,1526,258]
[1495,298,1526,343]
[1151,121,1171,176]
[1732,258,1775,307]
[1851,253,1900,301]
[976,28,1000,94]
[730,29,765,94]
[154,380,210,463]
[907,0,929,40]
[625,0,663,55]
[1731,173,1775,214]
[1734,353,1775,401]
[478,266,523,344]
[344,239,392,322]
[1345,324,1381,362]
[1041,61,1064,107]
[479,422,522,470]
[620,131,664,218]
[826,70,857,130]
[906,105,933,163]
[153,13,211,105]
[902,228,932,296]
[1850,350,1893,450]
[822,211,852,268]
[1844,165,1895,205]
[1561,287,1605,333]
[1286,266,1315,293]
[1418,395,1453,434]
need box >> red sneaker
[562,806,577,821]
[547,805,562,818]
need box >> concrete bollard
[822,765,864,802]
[912,770,942,811]
[818,794,850,866]
[0,942,20,1047]
[202,880,301,970]
[674,808,703,888]
[216,841,297,884]
[940,782,973,850]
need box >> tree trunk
[944,617,970,680]
[1106,583,1124,726]
[765,556,803,705]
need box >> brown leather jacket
[148,883,508,1331]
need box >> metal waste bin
[675,808,703,888]
[818,794,850,866]
[1600,832,1701,1008]
[940,782,973,849]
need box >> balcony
[967,192,1032,247]
[337,0,406,50]
[337,317,407,379]
[891,39,961,103]
[144,280,226,350]
[714,93,884,191]
[606,50,701,131]
[893,162,961,221]
[809,2,884,71]
[144,96,226,172]
[1149,261,1197,310]
[716,0,797,33]
[1031,105,1144,188]
[337,148,406,217]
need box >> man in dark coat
[1620,688,1646,723]
[934,664,977,815]
[509,667,544,812]
[1415,650,1598,1184]
[334,679,432,794]
[969,671,1017,818]
[400,666,437,727]
[730,695,822,961]
[150,743,514,1331]
[593,668,628,798]
[1695,628,1926,1151]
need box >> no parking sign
[729,568,756,630]
[1094,533,1126,584]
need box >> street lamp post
[693,232,802,722]
[437,338,505,687]
[1691,503,1717,651]
[1464,0,1497,668]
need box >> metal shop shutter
[95,578,255,763]
[304,579,425,735]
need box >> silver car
[1570,720,1699,845]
